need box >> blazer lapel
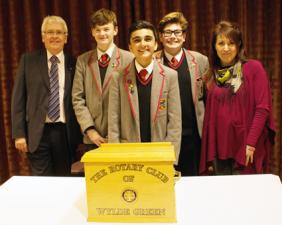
[151,61,165,124]
[88,50,103,96]
[63,54,73,99]
[185,49,198,104]
[123,62,140,126]
[102,47,121,94]
[39,50,50,90]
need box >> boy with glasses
[108,20,181,162]
[155,12,209,176]
[72,8,133,150]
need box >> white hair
[41,15,68,34]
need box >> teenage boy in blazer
[72,8,133,150]
[108,20,182,162]
[155,12,209,176]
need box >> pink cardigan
[200,60,275,174]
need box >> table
[0,175,281,225]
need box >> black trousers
[176,134,201,176]
[84,144,98,151]
[27,123,71,176]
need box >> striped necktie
[139,69,148,82]
[47,55,60,122]
[171,57,178,67]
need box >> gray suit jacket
[155,49,209,137]
[108,60,182,162]
[11,49,81,157]
[72,47,133,144]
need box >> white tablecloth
[0,174,281,225]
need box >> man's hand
[245,145,255,166]
[86,129,106,147]
[15,138,28,152]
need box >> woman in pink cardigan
[200,21,275,175]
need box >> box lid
[81,142,176,163]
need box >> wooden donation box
[81,142,177,223]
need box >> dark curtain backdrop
[0,0,281,184]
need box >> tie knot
[171,57,178,66]
[139,69,148,81]
[100,54,109,62]
[50,55,59,64]
[99,54,110,67]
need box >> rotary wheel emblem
[122,189,137,203]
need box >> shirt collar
[164,48,183,62]
[135,60,154,75]
[97,43,116,60]
[47,50,64,63]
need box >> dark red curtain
[0,0,281,183]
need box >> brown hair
[158,12,188,33]
[206,21,247,89]
[90,8,117,28]
[210,20,246,70]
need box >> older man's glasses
[162,30,183,37]
[44,30,67,36]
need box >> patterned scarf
[215,61,243,93]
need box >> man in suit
[11,15,81,176]
[72,8,133,150]
[155,12,209,176]
[108,20,182,162]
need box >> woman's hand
[245,145,255,166]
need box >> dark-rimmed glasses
[162,30,183,37]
